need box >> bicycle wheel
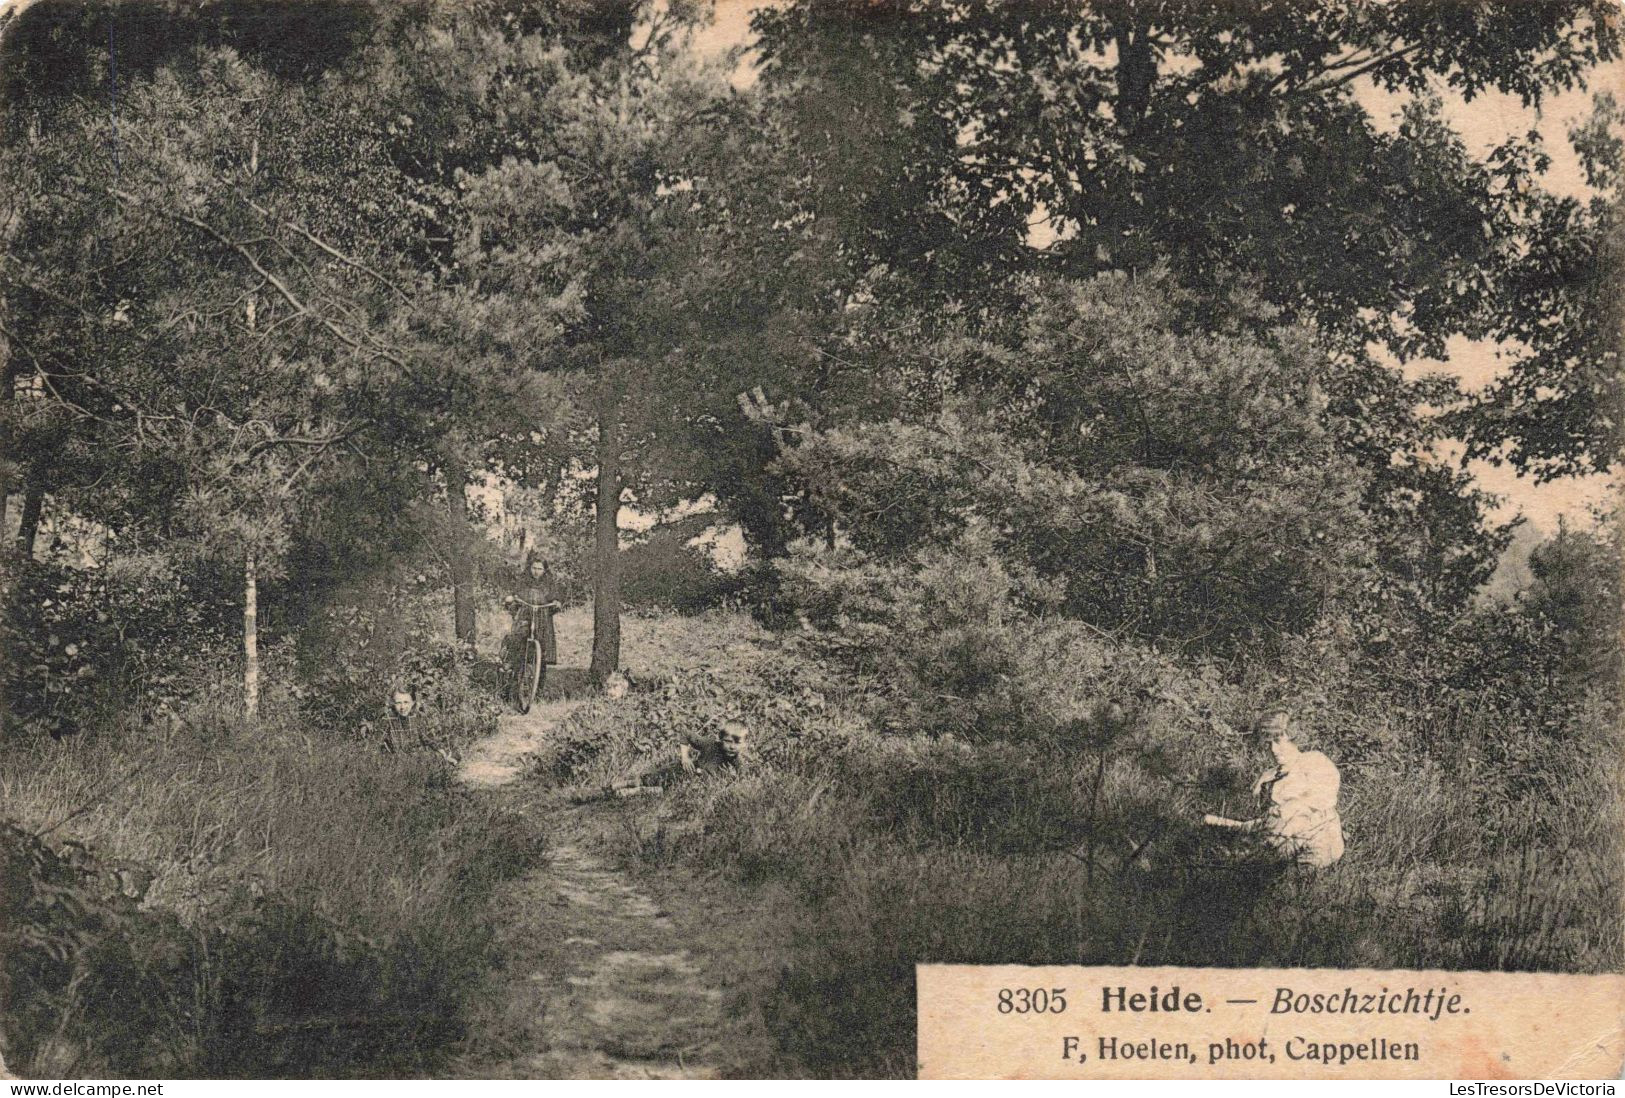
[516,638,544,714]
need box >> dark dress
[509,572,559,665]
[380,713,415,753]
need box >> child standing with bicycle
[502,553,560,704]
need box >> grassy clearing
[1,666,538,1078]
[545,609,1624,1079]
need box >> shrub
[619,517,741,613]
[295,577,501,750]
[0,552,235,741]
[541,616,864,788]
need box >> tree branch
[1284,41,1427,98]
[236,192,415,304]
[242,426,364,462]
[106,187,410,372]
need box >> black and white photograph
[0,0,1619,1081]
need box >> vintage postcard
[0,0,1619,1083]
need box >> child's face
[391,692,415,718]
[718,723,748,759]
[529,560,547,578]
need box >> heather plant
[0,680,539,1078]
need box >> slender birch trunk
[0,357,15,537]
[447,472,477,648]
[589,410,622,685]
[244,549,260,719]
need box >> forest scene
[0,0,1620,1079]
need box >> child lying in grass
[573,719,753,801]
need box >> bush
[0,820,202,1077]
[295,576,502,750]
[0,552,236,741]
[619,517,741,613]
[541,614,865,788]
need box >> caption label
[917,965,1625,1079]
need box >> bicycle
[509,594,560,714]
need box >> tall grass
[1,673,538,1078]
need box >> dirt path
[456,695,584,789]
[452,630,738,1078]
[467,830,730,1078]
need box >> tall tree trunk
[1114,21,1156,133]
[0,357,15,537]
[0,361,11,742]
[589,410,622,684]
[447,472,477,648]
[15,480,43,558]
[243,549,260,719]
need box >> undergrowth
[1,663,535,1078]
[543,609,1623,1079]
